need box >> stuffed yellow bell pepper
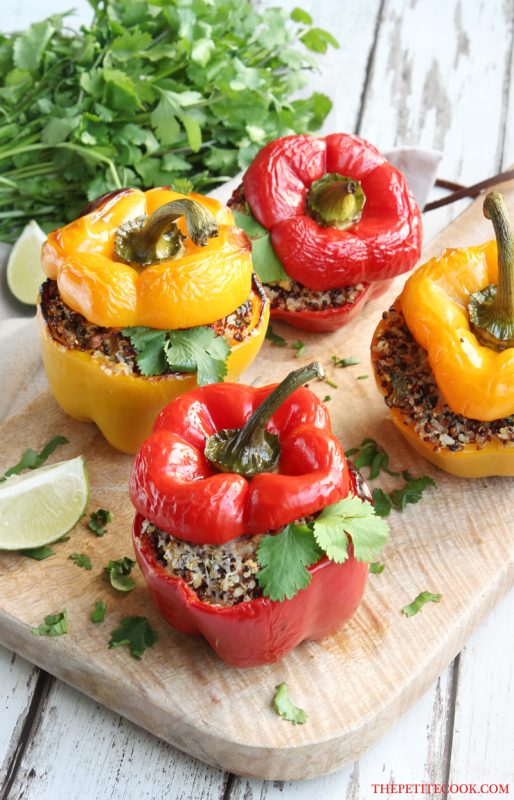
[38,187,269,453]
[371,191,514,477]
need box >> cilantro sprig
[32,609,68,636]
[0,4,337,242]
[273,683,308,725]
[123,326,229,385]
[91,599,107,624]
[256,496,388,602]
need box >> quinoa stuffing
[39,277,262,377]
[373,305,514,452]
[143,519,264,606]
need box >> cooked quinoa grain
[373,306,514,452]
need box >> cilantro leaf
[265,326,288,347]
[91,599,107,623]
[313,495,388,563]
[249,233,289,284]
[233,209,289,283]
[70,552,92,570]
[369,561,385,574]
[32,609,68,636]
[109,616,158,659]
[331,355,360,368]
[13,18,56,72]
[165,328,229,386]
[257,524,322,602]
[21,545,55,560]
[87,508,113,537]
[233,209,267,239]
[371,488,392,518]
[105,557,136,592]
[323,395,332,403]
[122,327,167,376]
[273,682,308,725]
[402,591,442,617]
[1,435,68,482]
[345,438,399,480]
[301,27,340,54]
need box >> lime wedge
[0,456,89,550]
[6,220,47,305]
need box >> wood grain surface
[1,180,514,781]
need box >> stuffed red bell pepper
[229,133,422,332]
[130,362,388,667]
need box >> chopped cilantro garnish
[324,377,338,389]
[1,435,68,483]
[257,496,388,601]
[369,561,385,574]
[346,437,399,479]
[331,356,360,368]
[293,340,305,358]
[32,609,68,636]
[70,552,92,570]
[109,616,158,659]
[87,509,113,537]
[21,545,55,560]
[105,557,136,592]
[265,326,288,347]
[122,326,230,385]
[273,683,308,725]
[91,599,107,624]
[372,474,436,518]
[356,374,369,380]
[323,395,332,403]
[402,591,442,617]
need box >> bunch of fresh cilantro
[0,0,338,242]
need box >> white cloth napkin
[0,145,442,422]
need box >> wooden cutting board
[1,180,514,782]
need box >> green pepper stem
[204,361,324,476]
[115,198,219,267]
[484,192,514,323]
[468,191,514,351]
[306,173,366,230]
[232,362,322,451]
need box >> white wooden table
[1,1,514,797]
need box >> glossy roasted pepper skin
[130,381,349,543]
[41,187,253,330]
[37,282,269,454]
[399,241,514,422]
[132,467,369,668]
[239,133,421,331]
